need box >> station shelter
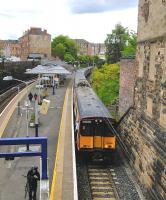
[26,61,71,87]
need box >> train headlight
[83,145,90,148]
[105,144,112,148]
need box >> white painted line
[71,87,78,200]
[40,158,49,200]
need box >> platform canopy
[25,62,71,75]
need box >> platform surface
[0,76,77,200]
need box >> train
[73,67,117,160]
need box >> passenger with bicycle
[27,166,40,200]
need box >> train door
[93,119,103,149]
[79,120,93,149]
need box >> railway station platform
[0,76,77,200]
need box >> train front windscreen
[80,119,114,137]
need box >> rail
[87,163,120,200]
[0,78,36,113]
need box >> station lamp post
[3,76,30,151]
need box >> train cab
[78,118,116,151]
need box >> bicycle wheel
[24,183,29,199]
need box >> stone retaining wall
[118,108,166,200]
[118,1,166,199]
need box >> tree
[91,63,120,105]
[51,35,77,60]
[92,55,105,67]
[77,55,86,64]
[64,53,75,62]
[105,24,136,63]
[53,43,65,60]
[122,31,137,57]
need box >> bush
[91,63,120,106]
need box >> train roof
[75,68,114,120]
[74,67,91,87]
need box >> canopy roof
[26,62,71,75]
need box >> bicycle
[22,175,29,199]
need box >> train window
[80,120,93,136]
[80,119,114,136]
[104,123,114,136]
[94,121,103,136]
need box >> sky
[0,0,139,43]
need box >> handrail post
[41,138,48,179]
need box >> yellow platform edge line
[49,87,69,200]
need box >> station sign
[40,99,50,115]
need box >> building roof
[74,39,89,44]
[25,63,71,75]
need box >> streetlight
[3,76,30,151]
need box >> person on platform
[28,92,33,102]
[34,93,38,101]
[27,166,40,200]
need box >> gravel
[76,154,91,200]
[76,150,147,200]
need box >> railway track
[0,79,36,114]
[87,164,120,200]
[0,91,17,113]
[0,87,21,114]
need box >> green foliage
[76,55,105,68]
[91,63,119,105]
[93,56,105,67]
[64,53,75,62]
[53,43,65,60]
[105,23,137,63]
[78,55,92,63]
[122,31,137,57]
[51,35,77,60]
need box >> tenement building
[19,27,51,60]
[74,39,105,58]
[118,1,166,199]
[74,39,92,55]
[0,40,5,56]
[3,40,21,58]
